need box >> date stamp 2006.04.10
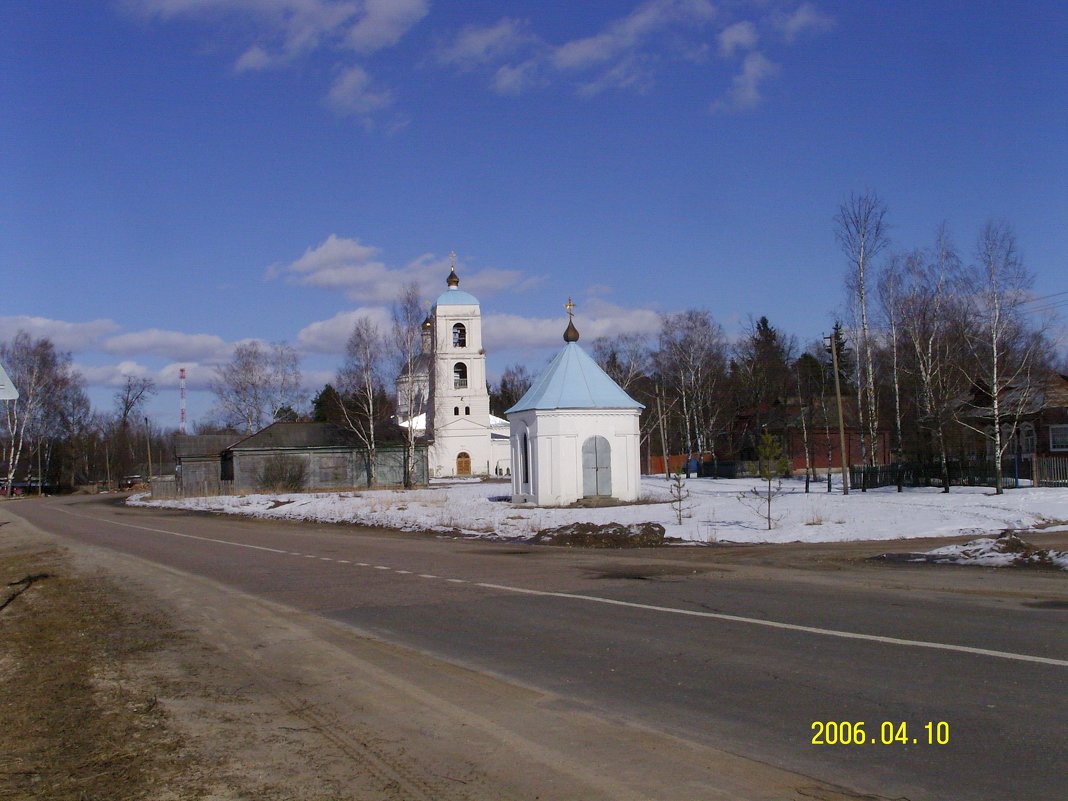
[811,721,950,746]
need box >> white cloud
[576,55,654,97]
[273,235,537,304]
[710,51,779,113]
[327,65,393,117]
[104,329,230,362]
[347,0,428,53]
[772,2,835,42]
[130,0,360,62]
[493,60,541,94]
[437,18,531,69]
[302,368,336,390]
[126,0,425,119]
[296,307,393,353]
[0,316,119,351]
[463,266,542,296]
[551,0,715,72]
[77,360,217,391]
[286,233,383,276]
[482,313,563,350]
[717,20,758,58]
[234,44,272,72]
[158,362,213,390]
[484,301,661,351]
[77,360,152,388]
[441,0,716,98]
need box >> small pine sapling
[741,430,790,530]
[670,469,690,525]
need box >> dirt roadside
[0,505,897,801]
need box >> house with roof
[954,371,1068,461]
[174,433,239,496]
[223,422,428,493]
[506,305,644,505]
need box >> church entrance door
[456,452,472,476]
[582,436,612,497]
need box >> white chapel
[506,304,644,505]
[400,262,511,478]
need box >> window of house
[452,323,467,347]
[453,362,468,389]
[1050,425,1068,452]
[521,432,530,488]
[1020,423,1037,456]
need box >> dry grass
[0,542,193,801]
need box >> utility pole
[826,327,850,495]
[144,416,152,486]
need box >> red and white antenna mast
[179,367,187,434]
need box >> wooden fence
[150,476,234,499]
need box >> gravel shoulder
[0,503,888,801]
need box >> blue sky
[3,1,1066,427]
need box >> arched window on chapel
[452,323,467,347]
[453,362,468,389]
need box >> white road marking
[471,582,1068,669]
[54,506,1068,669]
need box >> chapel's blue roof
[506,342,644,414]
[435,287,480,306]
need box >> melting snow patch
[906,534,1068,570]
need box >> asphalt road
[10,494,1068,801]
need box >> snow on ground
[912,536,1068,570]
[129,475,1068,547]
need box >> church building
[506,304,644,506]
[397,260,511,478]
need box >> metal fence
[1035,456,1068,487]
[849,457,1068,490]
[702,460,767,479]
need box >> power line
[1020,289,1068,307]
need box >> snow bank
[128,476,1068,545]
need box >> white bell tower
[426,254,493,476]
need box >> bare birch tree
[211,341,305,433]
[897,229,965,491]
[1,333,80,494]
[659,311,729,468]
[957,221,1046,494]
[878,254,905,459]
[112,375,156,475]
[392,282,424,488]
[836,191,890,466]
[334,316,385,486]
[592,333,651,393]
